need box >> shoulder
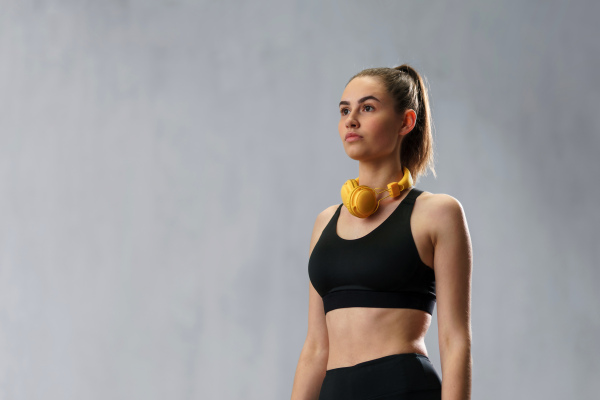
[316,203,341,224]
[414,191,468,243]
[308,204,341,256]
[415,190,464,216]
[312,204,341,238]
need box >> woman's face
[338,76,405,162]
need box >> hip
[319,352,441,400]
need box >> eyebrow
[339,95,381,107]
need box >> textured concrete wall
[1,0,598,399]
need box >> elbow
[439,331,471,355]
[303,340,329,360]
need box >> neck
[357,158,406,195]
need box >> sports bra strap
[400,187,423,206]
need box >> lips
[345,132,362,140]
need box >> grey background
[1,0,598,399]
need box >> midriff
[325,306,432,370]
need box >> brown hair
[347,64,436,182]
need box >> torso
[321,189,437,370]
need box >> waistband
[325,352,429,374]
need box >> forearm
[440,342,471,400]
[291,346,328,400]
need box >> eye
[363,104,374,112]
[340,108,349,116]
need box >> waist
[325,306,432,370]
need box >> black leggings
[318,353,442,400]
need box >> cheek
[367,120,398,152]
[369,119,394,141]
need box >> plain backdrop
[1,0,599,399]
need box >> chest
[308,203,432,296]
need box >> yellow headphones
[341,166,413,218]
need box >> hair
[347,64,436,182]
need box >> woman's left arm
[431,195,473,400]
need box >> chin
[345,150,368,161]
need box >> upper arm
[304,206,337,354]
[431,195,473,351]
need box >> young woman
[291,65,472,400]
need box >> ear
[398,109,417,136]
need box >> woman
[291,65,472,400]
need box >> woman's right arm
[290,207,336,400]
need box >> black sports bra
[308,188,436,315]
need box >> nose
[345,109,359,129]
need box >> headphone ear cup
[348,186,378,218]
[341,178,359,211]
